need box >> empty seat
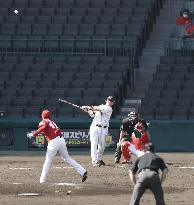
[87,80,103,88]
[16,23,31,35]
[90,0,105,7]
[3,56,18,64]
[71,8,86,16]
[36,15,52,23]
[79,24,94,35]
[8,107,24,118]
[55,8,71,15]
[5,80,22,89]
[59,73,75,80]
[28,97,45,107]
[33,89,50,97]
[52,16,67,24]
[63,24,78,35]
[83,88,99,97]
[50,90,65,98]
[26,72,42,80]
[87,8,102,16]
[42,72,59,80]
[48,24,63,35]
[95,24,110,35]
[46,64,62,72]
[70,80,87,89]
[0,89,17,98]
[0,36,12,52]
[67,88,83,98]
[30,64,46,72]
[24,107,41,118]
[32,24,48,35]
[5,15,20,24]
[22,80,38,89]
[57,107,74,117]
[0,64,14,72]
[59,0,75,7]
[17,89,33,98]
[21,15,36,23]
[24,8,40,15]
[19,56,35,64]
[45,0,59,7]
[1,24,16,35]
[40,8,55,16]
[83,16,98,24]
[0,72,10,80]
[29,0,44,7]
[54,81,71,89]
[10,72,26,80]
[37,80,54,89]
[99,88,116,97]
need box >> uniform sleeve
[99,105,112,114]
[120,119,129,132]
[130,158,139,174]
[32,120,47,137]
[158,158,168,171]
[176,17,184,25]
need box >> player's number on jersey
[49,121,58,129]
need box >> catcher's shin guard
[121,141,131,161]
[114,146,122,163]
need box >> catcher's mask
[128,111,138,121]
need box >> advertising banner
[28,128,119,148]
[0,128,13,146]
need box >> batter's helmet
[41,110,51,119]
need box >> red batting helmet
[41,110,51,118]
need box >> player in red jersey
[121,122,150,161]
[27,110,87,183]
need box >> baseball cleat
[99,160,105,166]
[82,171,87,182]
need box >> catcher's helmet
[41,109,51,119]
[128,111,138,120]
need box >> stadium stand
[0,0,163,118]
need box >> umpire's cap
[144,142,155,152]
[106,96,115,103]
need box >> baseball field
[0,152,193,205]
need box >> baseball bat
[58,98,83,110]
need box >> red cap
[41,110,51,118]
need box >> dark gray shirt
[130,152,167,174]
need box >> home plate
[17,193,41,196]
[179,166,194,169]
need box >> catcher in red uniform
[121,121,150,162]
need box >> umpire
[129,143,168,205]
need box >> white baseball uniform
[89,104,113,165]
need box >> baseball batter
[82,96,114,167]
[27,110,87,183]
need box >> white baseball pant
[129,143,145,158]
[89,124,108,164]
[40,136,86,183]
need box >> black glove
[133,129,142,138]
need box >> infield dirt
[0,152,193,205]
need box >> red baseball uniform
[31,110,87,183]
[176,16,192,25]
[33,119,61,141]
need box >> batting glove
[27,133,33,139]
